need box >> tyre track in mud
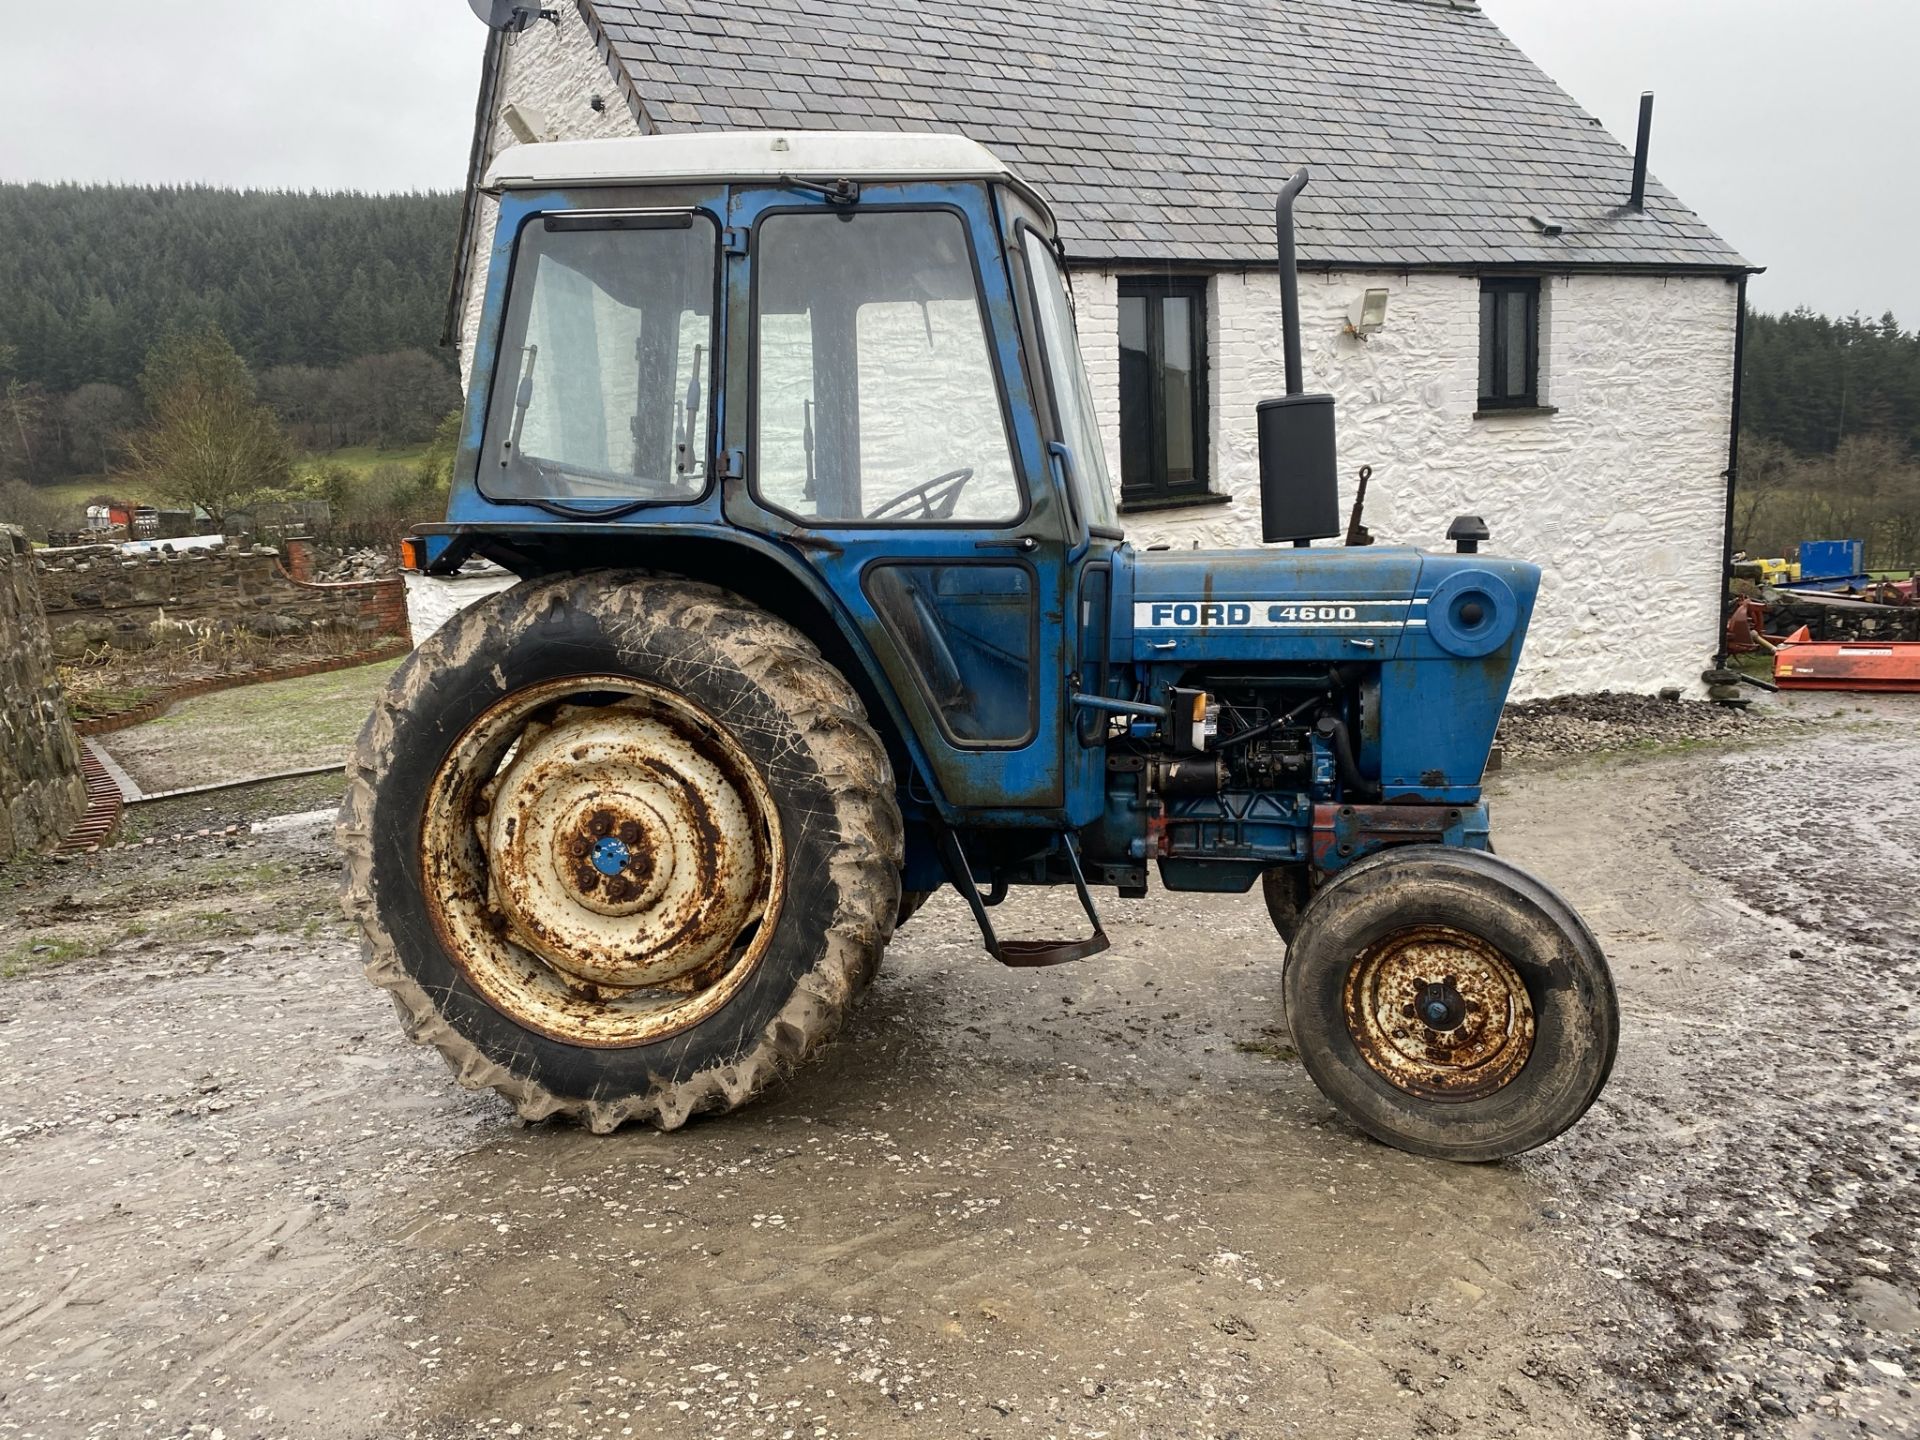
[1499,706,1920,1438]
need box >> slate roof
[575,0,1750,272]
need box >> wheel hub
[419,676,783,1049]
[1343,925,1536,1100]
[483,705,763,990]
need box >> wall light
[1345,288,1390,339]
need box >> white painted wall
[459,7,639,391]
[1072,268,1739,699]
[461,34,1738,699]
[404,568,519,643]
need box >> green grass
[99,655,402,793]
[27,444,427,525]
[305,444,430,477]
[33,474,154,513]
[1,936,99,980]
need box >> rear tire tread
[337,571,903,1134]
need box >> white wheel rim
[420,676,784,1048]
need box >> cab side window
[753,209,1023,524]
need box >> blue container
[1799,539,1864,581]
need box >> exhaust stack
[1257,168,1340,547]
[1628,91,1654,211]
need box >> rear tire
[337,571,903,1132]
[1282,846,1616,1162]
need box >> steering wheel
[868,467,975,521]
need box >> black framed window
[1478,277,1541,411]
[1118,277,1212,507]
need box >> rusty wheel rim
[419,676,783,1049]
[1342,925,1536,1100]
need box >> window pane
[1117,294,1152,493]
[867,563,1034,744]
[1161,294,1196,487]
[487,216,715,502]
[1504,291,1531,398]
[1118,294,1148,354]
[1478,289,1498,400]
[755,210,1020,524]
[1021,230,1118,529]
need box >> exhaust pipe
[1257,167,1341,546]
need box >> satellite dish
[468,0,554,33]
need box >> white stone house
[445,0,1754,698]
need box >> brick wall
[34,542,410,658]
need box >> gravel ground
[1,696,1915,1439]
[1496,690,1792,763]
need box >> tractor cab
[369,132,1617,1162]
[432,133,1118,821]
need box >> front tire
[337,571,903,1132]
[1261,866,1311,945]
[1282,846,1617,1162]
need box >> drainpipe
[442,28,508,353]
[1714,273,1749,668]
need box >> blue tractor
[343,132,1616,1161]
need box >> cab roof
[485,130,1035,204]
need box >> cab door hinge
[720,448,746,480]
[723,227,749,255]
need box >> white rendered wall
[1073,268,1739,699]
[404,569,519,644]
[458,8,639,389]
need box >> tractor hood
[1115,545,1541,666]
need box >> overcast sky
[0,0,1911,325]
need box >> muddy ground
[2,696,1916,1439]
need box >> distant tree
[415,406,465,494]
[0,361,60,485]
[0,183,460,392]
[61,382,139,474]
[0,478,64,539]
[260,363,346,449]
[121,325,294,527]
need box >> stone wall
[1,526,88,859]
[35,542,410,659]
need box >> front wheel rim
[1342,924,1536,1100]
[419,675,784,1049]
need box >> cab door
[719,180,1075,817]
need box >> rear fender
[416,523,945,816]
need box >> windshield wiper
[802,398,816,502]
[674,344,705,478]
[500,343,538,469]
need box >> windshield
[753,208,1022,525]
[485,213,716,504]
[1020,229,1118,530]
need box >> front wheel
[1282,846,1616,1162]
